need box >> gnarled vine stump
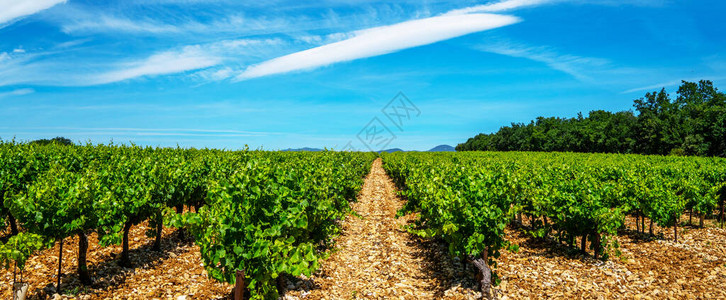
[470,250,492,300]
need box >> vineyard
[2,144,726,299]
[382,151,726,298]
[0,142,375,299]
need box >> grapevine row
[0,142,375,299]
[381,151,726,297]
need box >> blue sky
[1,0,724,151]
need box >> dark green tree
[457,80,725,157]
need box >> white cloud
[54,38,92,49]
[58,10,301,36]
[622,76,726,94]
[11,127,273,137]
[93,38,283,85]
[444,0,667,16]
[0,49,95,86]
[0,0,66,26]
[62,15,181,34]
[297,32,353,45]
[445,0,558,15]
[236,13,520,80]
[476,41,610,81]
[0,38,284,87]
[622,80,680,94]
[0,88,34,98]
[92,46,221,85]
[193,67,235,81]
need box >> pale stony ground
[494,216,726,299]
[1,219,232,300]
[284,158,481,300]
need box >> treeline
[456,80,726,157]
[0,137,74,146]
[29,136,73,146]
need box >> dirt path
[285,158,479,299]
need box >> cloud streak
[93,38,284,84]
[444,0,667,16]
[92,46,222,85]
[56,8,338,36]
[236,13,520,80]
[0,0,569,86]
[622,75,726,94]
[475,41,611,81]
[0,38,284,87]
[445,0,558,15]
[0,0,66,26]
[4,127,276,138]
[0,88,34,98]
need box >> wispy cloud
[0,0,665,87]
[0,46,215,86]
[622,75,726,94]
[92,46,221,85]
[0,38,283,86]
[54,38,92,49]
[445,0,558,15]
[6,127,276,137]
[475,41,611,81]
[0,1,545,86]
[94,38,284,84]
[62,15,181,34]
[446,0,669,16]
[56,8,332,37]
[0,88,34,98]
[622,79,683,94]
[0,45,219,86]
[0,0,66,26]
[236,13,520,80]
[0,49,93,86]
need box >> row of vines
[382,151,726,298]
[0,142,375,299]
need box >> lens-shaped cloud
[236,13,520,80]
[0,0,66,26]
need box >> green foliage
[0,141,375,298]
[383,151,726,271]
[168,151,374,299]
[29,137,73,146]
[383,152,515,280]
[457,80,726,158]
[10,164,98,239]
[1,143,52,231]
[0,232,49,270]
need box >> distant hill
[282,147,323,152]
[378,148,405,153]
[281,145,454,153]
[427,145,455,152]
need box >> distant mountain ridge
[282,145,455,152]
[427,144,455,152]
[377,148,404,153]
